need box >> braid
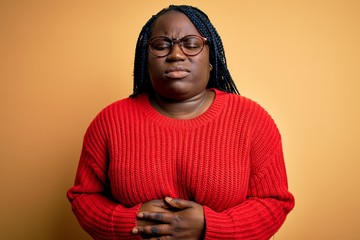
[131,16,154,96]
[130,5,239,97]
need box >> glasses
[148,35,208,57]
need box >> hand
[136,199,172,228]
[132,197,205,240]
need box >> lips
[164,66,190,79]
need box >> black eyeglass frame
[147,35,208,58]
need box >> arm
[67,145,142,239]
[67,114,141,239]
[203,144,294,239]
[203,108,295,239]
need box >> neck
[151,90,209,119]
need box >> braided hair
[131,5,239,97]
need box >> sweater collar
[137,88,228,128]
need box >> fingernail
[132,228,139,234]
[137,213,144,218]
[165,196,173,202]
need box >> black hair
[131,5,239,97]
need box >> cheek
[198,48,211,72]
[147,54,163,70]
[147,58,161,79]
[195,55,211,78]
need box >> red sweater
[67,89,294,239]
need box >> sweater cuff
[203,206,234,239]
[111,203,142,239]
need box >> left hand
[132,197,205,240]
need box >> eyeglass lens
[149,35,206,57]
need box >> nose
[166,43,186,61]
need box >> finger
[165,197,192,209]
[135,224,170,238]
[149,237,169,240]
[148,237,167,240]
[143,235,168,240]
[138,211,175,223]
[152,199,169,208]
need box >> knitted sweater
[67,89,294,239]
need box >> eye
[181,37,202,49]
[150,38,172,50]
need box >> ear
[209,63,213,71]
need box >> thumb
[165,197,192,209]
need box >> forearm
[203,194,294,239]
[69,191,141,239]
[204,145,294,239]
[67,140,142,239]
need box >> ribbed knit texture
[67,89,294,240]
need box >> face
[147,11,212,100]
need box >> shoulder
[215,89,273,121]
[84,96,143,135]
[217,89,281,136]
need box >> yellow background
[1,0,359,239]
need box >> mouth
[164,66,190,79]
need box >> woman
[67,5,295,240]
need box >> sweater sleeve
[67,112,141,240]
[203,106,295,239]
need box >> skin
[147,10,214,119]
[131,11,213,239]
[132,197,205,240]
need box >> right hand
[134,197,205,240]
[136,199,171,227]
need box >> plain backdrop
[1,0,359,239]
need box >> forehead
[151,11,201,37]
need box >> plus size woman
[67,5,294,240]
